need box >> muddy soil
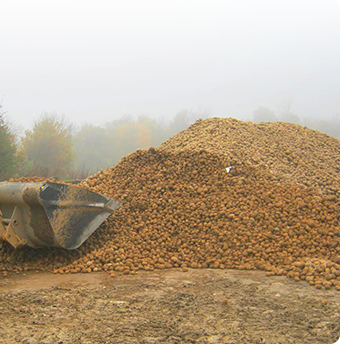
[0,269,339,344]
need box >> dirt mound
[1,118,340,290]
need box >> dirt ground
[0,269,339,344]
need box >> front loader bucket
[0,182,120,250]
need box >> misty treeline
[253,101,340,139]
[0,107,209,180]
[0,103,339,181]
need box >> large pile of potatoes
[1,118,340,290]
[160,118,340,196]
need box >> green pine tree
[0,111,16,180]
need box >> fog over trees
[0,104,339,181]
[253,101,340,139]
[0,105,16,180]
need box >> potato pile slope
[0,118,340,290]
[160,118,340,196]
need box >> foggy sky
[1,0,340,130]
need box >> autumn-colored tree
[136,116,154,148]
[21,114,74,178]
[105,116,140,164]
[137,115,167,147]
[0,106,16,180]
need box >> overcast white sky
[1,0,340,129]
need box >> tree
[21,114,74,178]
[73,124,111,174]
[0,105,16,180]
[168,110,193,136]
[277,99,301,124]
[105,116,140,164]
[168,109,211,136]
[253,106,277,123]
[136,115,158,147]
